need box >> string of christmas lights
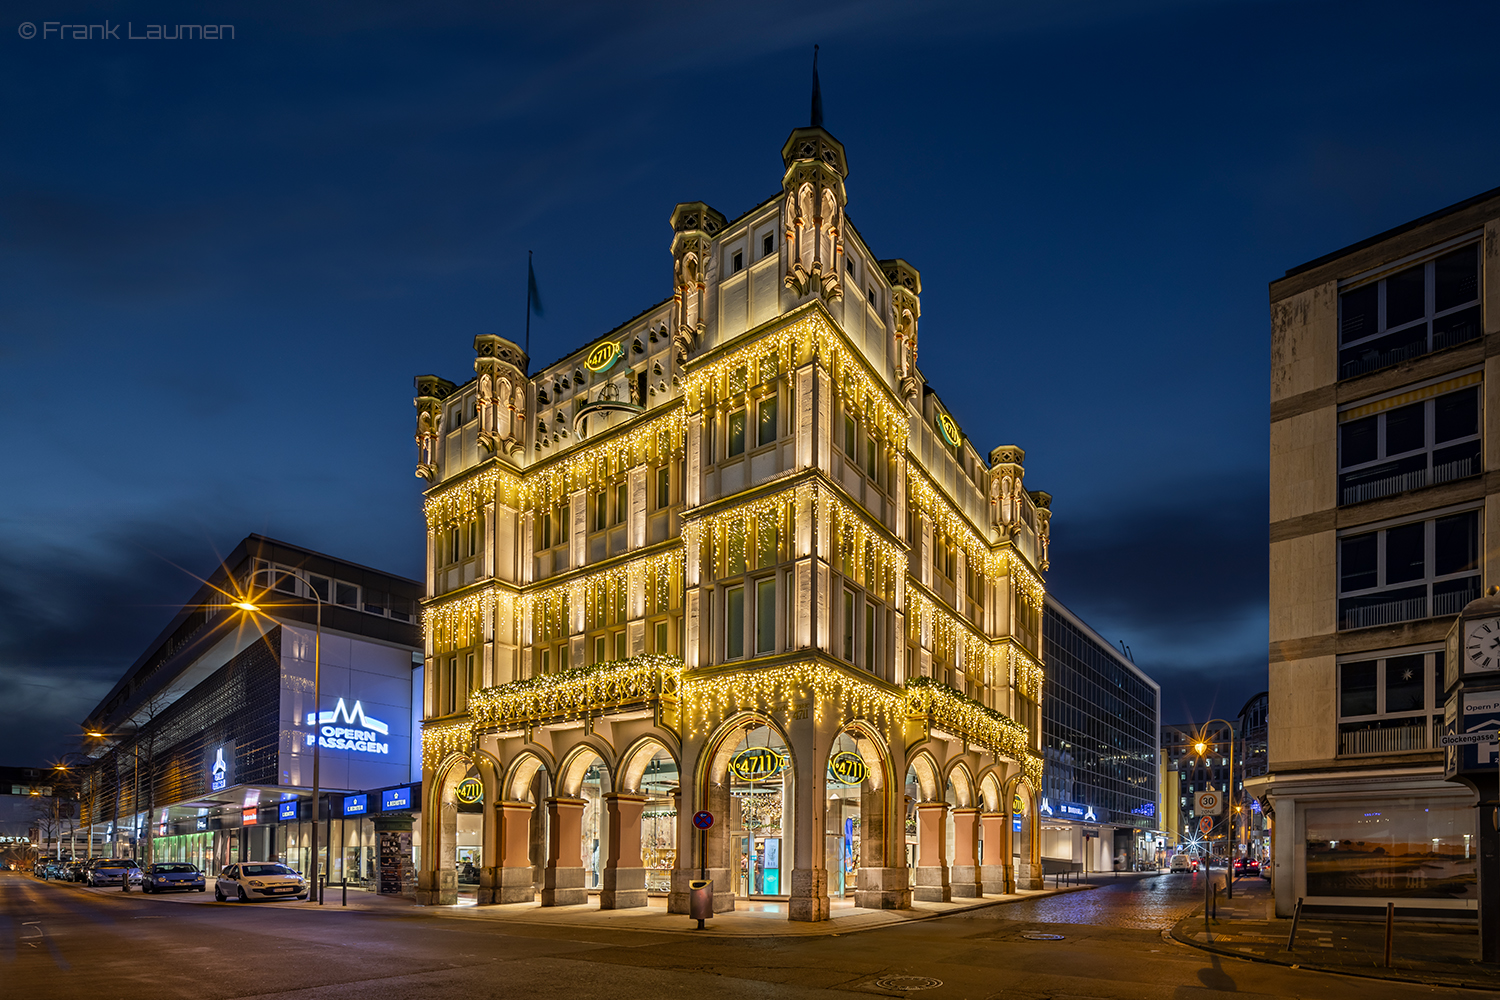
[905,464,1046,608]
[424,465,522,533]
[906,676,1042,786]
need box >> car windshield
[154,864,198,873]
[241,864,295,877]
[97,862,131,869]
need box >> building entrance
[824,732,863,897]
[728,724,790,898]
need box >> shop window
[1338,242,1481,379]
[1337,380,1480,505]
[727,409,747,458]
[1337,509,1480,629]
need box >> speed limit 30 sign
[1195,790,1223,815]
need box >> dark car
[65,861,88,882]
[85,858,139,887]
[1233,857,1261,877]
[142,862,207,893]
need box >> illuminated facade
[413,115,1052,920]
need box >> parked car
[214,862,308,902]
[65,861,88,882]
[1233,857,1261,877]
[1168,854,1194,873]
[142,862,207,893]
[85,858,140,887]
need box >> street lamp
[1193,719,1238,902]
[235,581,324,904]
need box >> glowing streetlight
[235,584,324,904]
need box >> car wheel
[214,885,226,902]
[236,886,248,903]
[296,893,307,900]
[198,886,207,892]
[142,884,151,894]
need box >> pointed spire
[810,44,823,129]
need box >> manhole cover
[1021,932,1065,940]
[872,976,943,991]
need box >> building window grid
[1336,383,1480,506]
[1337,241,1482,380]
[1336,508,1481,630]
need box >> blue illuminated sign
[278,801,298,821]
[1012,814,1023,832]
[381,787,411,811]
[342,794,368,816]
[1055,801,1098,822]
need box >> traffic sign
[692,810,714,830]
[1198,815,1213,835]
[1441,731,1496,746]
[1195,790,1223,816]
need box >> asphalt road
[1,871,1469,999]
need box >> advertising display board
[378,830,413,895]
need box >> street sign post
[692,810,713,884]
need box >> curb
[1167,913,1495,991]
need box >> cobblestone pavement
[960,870,1224,930]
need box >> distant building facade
[1237,691,1269,861]
[1255,187,1497,917]
[1039,597,1161,872]
[1162,721,1239,853]
[79,535,422,890]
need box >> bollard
[1384,901,1394,968]
[342,879,347,907]
[1212,883,1218,919]
[1285,896,1304,952]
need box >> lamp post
[236,578,324,904]
[1193,719,1237,902]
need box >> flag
[527,253,544,318]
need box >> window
[844,414,857,459]
[656,465,670,510]
[732,250,744,273]
[1338,509,1480,629]
[726,586,745,660]
[594,490,607,531]
[445,658,458,715]
[762,233,774,257]
[465,653,475,696]
[595,635,607,665]
[334,581,358,608]
[727,409,747,458]
[757,395,778,447]
[865,600,876,673]
[1338,243,1481,379]
[654,620,668,654]
[867,286,876,305]
[614,631,627,661]
[865,433,878,479]
[615,482,628,525]
[307,575,331,602]
[843,588,856,661]
[1337,650,1440,754]
[541,510,554,550]
[540,648,550,674]
[1338,379,1480,505]
[755,578,776,655]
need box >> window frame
[1336,504,1482,630]
[1336,374,1482,506]
[1336,238,1482,380]
[725,585,746,661]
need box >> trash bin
[688,879,713,921]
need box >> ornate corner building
[412,115,1052,920]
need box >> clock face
[1463,617,1500,672]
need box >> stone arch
[419,749,500,906]
[617,735,679,794]
[944,760,976,808]
[978,768,1005,814]
[556,740,614,797]
[905,749,941,802]
[504,748,553,802]
[1006,774,1041,890]
[692,712,796,909]
[826,719,905,908]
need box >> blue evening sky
[2,1,1496,762]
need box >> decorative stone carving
[988,445,1026,537]
[669,202,726,362]
[880,258,922,401]
[413,374,457,481]
[473,335,528,457]
[1029,490,1052,571]
[781,127,847,302]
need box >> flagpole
[525,250,532,357]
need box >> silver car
[214,862,308,902]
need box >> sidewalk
[58,874,1095,938]
[1168,875,1493,990]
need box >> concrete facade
[1254,187,1500,916]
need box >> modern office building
[1237,691,1269,861]
[1038,597,1161,873]
[1254,186,1497,917]
[78,535,423,893]
[1163,721,1239,854]
[413,99,1054,920]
